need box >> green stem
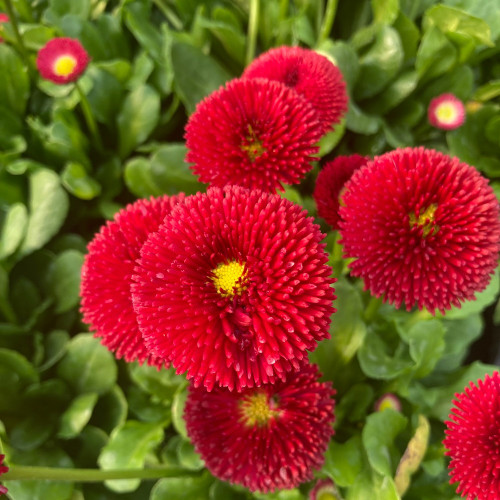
[152,0,183,30]
[246,0,259,66]
[318,0,338,45]
[363,295,383,322]
[3,0,34,73]
[2,465,197,482]
[74,80,104,153]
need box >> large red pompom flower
[36,37,89,84]
[81,195,184,367]
[0,454,8,496]
[132,186,335,391]
[242,46,348,136]
[339,147,500,314]
[313,154,369,230]
[184,363,335,492]
[444,371,500,500]
[185,77,322,193]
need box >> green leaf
[98,420,165,492]
[318,118,346,156]
[354,26,404,99]
[367,69,418,114]
[0,202,28,260]
[324,436,363,487]
[20,168,69,256]
[346,101,381,134]
[171,41,232,114]
[177,438,204,470]
[47,249,84,313]
[398,319,446,378]
[61,162,101,200]
[362,409,408,476]
[117,84,160,158]
[393,12,420,61]
[171,384,189,439]
[415,26,457,80]
[86,67,124,126]
[58,392,99,439]
[395,415,430,496]
[372,0,400,25]
[151,474,212,500]
[43,0,90,24]
[4,447,74,500]
[38,330,70,372]
[91,385,128,435]
[346,470,400,500]
[150,144,204,195]
[129,363,185,401]
[57,334,117,395]
[335,383,375,427]
[124,157,163,198]
[424,5,493,48]
[10,413,57,451]
[358,327,413,380]
[0,44,30,115]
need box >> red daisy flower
[185,77,322,193]
[36,37,89,84]
[444,371,500,500]
[0,454,8,496]
[309,478,342,500]
[428,93,465,131]
[81,195,184,367]
[132,186,335,391]
[0,13,8,43]
[184,363,335,492]
[242,46,348,136]
[339,147,500,314]
[313,154,369,230]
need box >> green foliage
[0,0,498,499]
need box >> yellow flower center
[435,102,458,124]
[239,392,279,427]
[409,204,439,237]
[318,493,339,500]
[378,398,397,412]
[211,260,247,297]
[53,55,77,77]
[241,124,266,162]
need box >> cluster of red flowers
[78,41,500,496]
[80,46,346,492]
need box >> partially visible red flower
[81,195,184,367]
[132,186,335,391]
[428,93,465,130]
[185,77,322,193]
[0,13,8,43]
[339,147,500,314]
[184,363,335,492]
[309,478,342,500]
[36,37,89,84]
[243,46,348,136]
[313,154,369,229]
[374,393,402,412]
[0,454,8,496]
[444,371,500,500]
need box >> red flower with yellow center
[36,37,89,84]
[428,93,465,131]
[185,77,322,193]
[444,371,500,500]
[132,186,335,391]
[339,147,500,314]
[313,154,369,230]
[184,363,335,492]
[80,195,184,367]
[243,46,348,136]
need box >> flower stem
[246,0,259,66]
[363,295,383,322]
[74,80,104,153]
[3,0,34,73]
[2,465,197,482]
[318,0,338,45]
